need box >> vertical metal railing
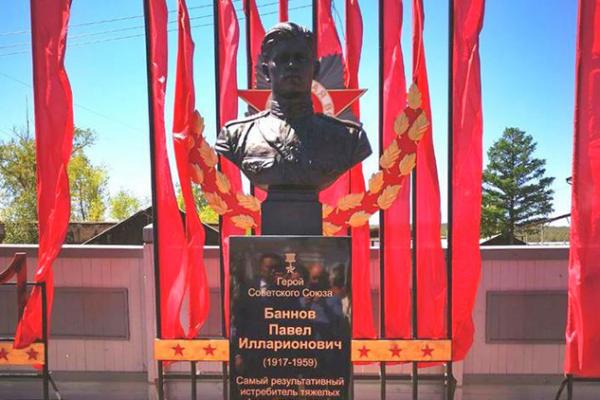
[446,0,457,398]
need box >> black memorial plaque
[230,236,351,400]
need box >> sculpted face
[262,36,318,98]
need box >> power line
[0,1,219,37]
[0,72,143,134]
[0,2,311,58]
[0,0,282,52]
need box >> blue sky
[0,0,577,223]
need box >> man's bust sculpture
[216,22,371,235]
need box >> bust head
[261,22,320,99]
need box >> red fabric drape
[147,0,188,340]
[413,0,446,340]
[279,0,288,22]
[217,0,244,333]
[244,0,267,212]
[14,0,74,349]
[345,0,376,339]
[565,0,600,378]
[451,0,485,360]
[381,0,411,340]
[244,0,265,89]
[173,0,210,338]
[316,0,350,206]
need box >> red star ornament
[389,344,402,358]
[203,344,216,356]
[421,344,434,358]
[0,347,9,361]
[238,80,366,118]
[172,344,185,357]
[26,347,39,360]
[358,345,370,358]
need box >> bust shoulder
[223,110,270,130]
[313,113,363,133]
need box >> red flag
[316,0,349,208]
[14,0,74,348]
[216,0,244,333]
[173,0,210,338]
[565,0,600,377]
[279,0,288,22]
[413,0,446,340]
[146,0,187,339]
[244,0,265,89]
[381,0,411,340]
[243,0,267,213]
[345,0,376,339]
[451,0,485,360]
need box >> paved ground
[1,377,598,399]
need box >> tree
[481,127,555,242]
[176,185,218,225]
[0,128,39,242]
[68,153,108,221]
[0,127,108,242]
[109,190,141,220]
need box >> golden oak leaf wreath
[186,83,428,234]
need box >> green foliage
[68,152,108,221]
[176,184,218,225]
[109,190,141,221]
[0,128,38,243]
[0,127,109,242]
[481,127,555,242]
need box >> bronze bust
[215,22,371,234]
[215,22,371,192]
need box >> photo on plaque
[230,236,351,400]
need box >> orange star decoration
[188,83,428,233]
[421,344,434,358]
[26,348,39,360]
[358,345,370,358]
[389,344,402,358]
[172,344,185,357]
[203,344,216,356]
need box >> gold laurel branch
[380,140,400,170]
[215,171,231,194]
[189,163,204,185]
[348,211,371,228]
[394,112,409,136]
[323,222,342,236]
[399,153,417,176]
[205,192,230,215]
[199,140,219,169]
[407,83,422,109]
[231,214,256,230]
[337,192,365,211]
[368,171,384,194]
[322,204,334,219]
[236,193,261,212]
[377,185,402,210]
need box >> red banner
[345,0,376,339]
[173,0,210,338]
[14,0,74,348]
[147,0,187,339]
[217,0,244,333]
[413,0,446,340]
[243,0,267,213]
[381,0,411,340]
[316,0,350,206]
[244,0,265,89]
[565,0,600,377]
[279,0,288,22]
[451,0,485,360]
